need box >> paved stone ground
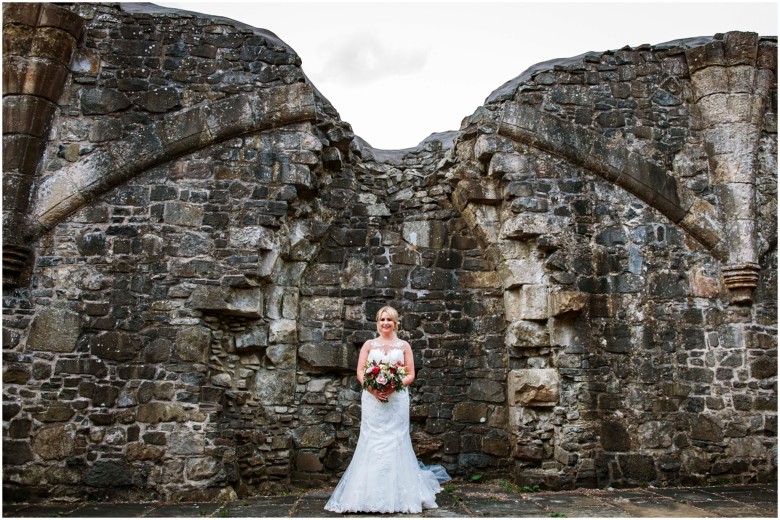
[3,483,776,517]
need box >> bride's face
[378,312,395,334]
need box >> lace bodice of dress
[368,339,405,364]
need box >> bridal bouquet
[363,349,407,395]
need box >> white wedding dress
[325,345,441,514]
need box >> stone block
[506,320,549,347]
[508,369,559,407]
[458,270,500,289]
[190,285,263,318]
[136,402,186,424]
[126,443,164,462]
[691,415,723,442]
[137,86,180,113]
[269,320,297,345]
[26,307,81,353]
[474,134,513,161]
[452,178,502,211]
[186,457,221,480]
[299,296,343,321]
[256,367,295,404]
[296,451,324,472]
[617,454,657,483]
[600,420,631,452]
[90,331,139,362]
[500,258,545,289]
[489,152,528,178]
[504,285,549,321]
[84,460,134,487]
[174,326,211,363]
[163,201,203,227]
[750,356,776,379]
[466,379,505,403]
[169,429,205,455]
[234,328,268,353]
[401,220,447,249]
[80,87,131,115]
[298,342,355,372]
[229,226,274,250]
[453,402,488,423]
[3,363,30,384]
[292,424,335,449]
[548,291,588,316]
[500,214,566,239]
[33,424,75,460]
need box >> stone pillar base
[2,244,32,288]
[722,263,761,304]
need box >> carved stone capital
[722,263,761,304]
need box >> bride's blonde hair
[375,305,399,334]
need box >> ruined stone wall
[2,2,777,502]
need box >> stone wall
[2,2,777,502]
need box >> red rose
[372,366,380,375]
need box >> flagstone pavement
[3,482,776,517]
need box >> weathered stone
[298,343,355,371]
[500,259,544,289]
[229,226,274,250]
[234,328,268,353]
[26,307,81,353]
[255,368,296,404]
[136,402,186,423]
[190,285,263,318]
[401,220,447,249]
[292,424,335,449]
[80,88,131,115]
[453,402,488,423]
[85,460,134,487]
[467,379,505,403]
[617,454,657,483]
[90,331,139,362]
[126,442,165,461]
[299,296,343,321]
[34,404,75,423]
[266,343,296,368]
[169,429,205,455]
[508,369,559,406]
[3,440,34,465]
[548,291,588,316]
[3,363,31,384]
[504,285,549,321]
[186,457,221,480]
[296,451,324,472]
[601,421,631,452]
[750,356,777,379]
[144,338,172,362]
[33,424,75,460]
[506,320,549,348]
[500,214,567,239]
[137,86,180,113]
[269,319,297,344]
[691,415,724,442]
[174,326,211,363]
[163,201,203,227]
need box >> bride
[325,305,442,513]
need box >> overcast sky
[156,0,777,150]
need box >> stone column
[686,32,773,303]
[2,3,83,287]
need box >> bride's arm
[401,342,415,388]
[356,341,370,386]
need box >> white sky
[155,0,778,150]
